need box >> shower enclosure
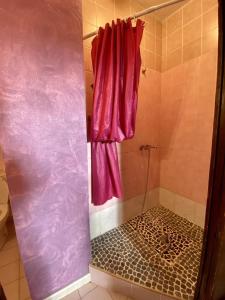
[83,0,218,299]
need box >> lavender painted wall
[0,0,90,299]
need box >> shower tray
[91,206,203,300]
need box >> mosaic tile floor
[91,206,204,300]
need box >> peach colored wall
[82,0,218,216]
[82,0,162,213]
[160,0,218,204]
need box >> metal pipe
[83,0,186,40]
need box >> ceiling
[137,0,190,20]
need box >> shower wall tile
[160,50,217,206]
[183,17,202,46]
[162,0,218,70]
[159,188,206,227]
[202,0,218,12]
[183,0,202,25]
[166,10,182,36]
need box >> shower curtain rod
[83,0,186,40]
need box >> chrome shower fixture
[140,144,159,151]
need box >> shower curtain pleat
[90,18,144,206]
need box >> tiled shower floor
[91,206,203,300]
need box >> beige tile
[183,17,201,45]
[202,27,218,54]
[131,283,160,300]
[145,15,156,36]
[83,22,97,48]
[203,7,218,34]
[115,0,131,19]
[202,0,218,13]
[62,290,80,300]
[183,0,202,25]
[155,20,162,39]
[109,291,133,300]
[131,0,144,16]
[145,51,155,69]
[145,33,155,53]
[156,38,162,56]
[167,9,182,35]
[83,46,92,72]
[82,0,97,26]
[78,282,97,298]
[167,48,182,70]
[19,278,31,300]
[2,280,19,300]
[96,5,114,27]
[162,21,166,38]
[0,261,19,285]
[162,37,166,57]
[82,286,111,300]
[167,29,182,54]
[95,0,114,12]
[90,266,132,298]
[155,55,162,72]
[0,246,20,268]
[161,56,167,72]
[183,39,201,62]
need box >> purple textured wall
[0,0,90,299]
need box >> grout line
[78,284,98,299]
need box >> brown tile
[167,29,182,54]
[183,39,201,62]
[203,7,218,34]
[183,17,201,45]
[167,48,182,70]
[202,0,218,13]
[167,9,182,35]
[183,0,202,25]
[3,280,19,300]
[0,262,19,285]
[19,278,31,300]
[202,27,218,54]
[0,246,20,268]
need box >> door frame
[195,1,225,299]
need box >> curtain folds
[90,18,144,205]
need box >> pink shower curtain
[90,18,144,205]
